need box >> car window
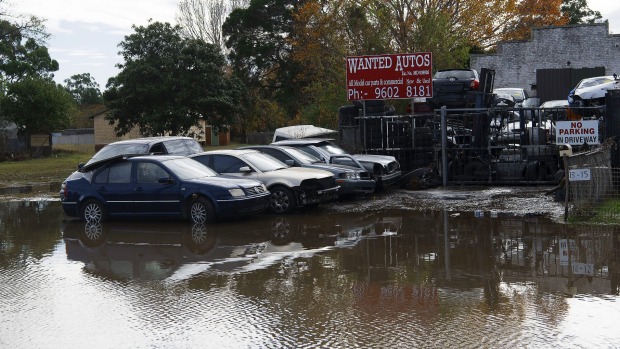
[137,162,169,183]
[211,155,250,173]
[435,70,474,79]
[317,142,347,155]
[494,89,525,101]
[166,157,218,179]
[261,148,292,164]
[284,147,322,164]
[241,152,287,172]
[89,143,149,163]
[93,162,132,184]
[294,145,322,159]
[331,156,358,168]
[577,77,614,88]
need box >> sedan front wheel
[269,186,296,214]
[189,197,216,224]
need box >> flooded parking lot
[1,191,620,348]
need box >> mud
[327,185,565,222]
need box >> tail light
[470,79,479,90]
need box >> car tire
[80,199,107,222]
[269,186,296,214]
[189,197,216,224]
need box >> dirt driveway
[326,185,565,222]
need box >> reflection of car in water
[62,212,402,281]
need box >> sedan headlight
[229,188,245,197]
[339,172,360,180]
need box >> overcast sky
[12,0,620,90]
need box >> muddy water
[1,199,619,348]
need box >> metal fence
[339,101,620,221]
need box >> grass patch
[0,150,93,186]
[568,199,620,224]
[0,142,250,187]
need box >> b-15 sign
[346,53,433,101]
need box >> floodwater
[1,198,620,349]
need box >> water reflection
[2,201,620,348]
[61,213,403,281]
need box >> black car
[427,69,479,109]
[240,145,376,195]
[83,136,204,168]
[60,155,270,224]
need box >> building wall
[470,23,620,97]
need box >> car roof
[190,149,260,157]
[272,138,334,145]
[104,136,195,145]
[81,154,185,172]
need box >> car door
[92,162,134,215]
[133,161,182,216]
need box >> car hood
[350,154,398,166]
[274,167,334,179]
[574,80,620,99]
[303,163,354,175]
[187,176,262,189]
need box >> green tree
[0,19,57,83]
[561,0,602,24]
[104,21,245,137]
[64,73,103,106]
[2,77,75,147]
[223,0,306,119]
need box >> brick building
[470,23,620,103]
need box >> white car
[568,75,620,107]
[189,149,339,214]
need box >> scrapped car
[493,88,529,107]
[427,69,479,108]
[189,149,340,214]
[568,75,620,107]
[271,138,401,188]
[83,136,204,168]
[240,145,376,195]
[60,155,270,224]
[540,99,570,121]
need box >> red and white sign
[346,53,433,101]
[556,120,599,145]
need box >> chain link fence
[565,138,620,221]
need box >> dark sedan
[241,145,375,195]
[60,155,270,224]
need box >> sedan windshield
[317,142,347,155]
[165,158,218,180]
[284,147,322,164]
[241,152,288,172]
[577,77,614,89]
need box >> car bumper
[378,171,402,187]
[61,200,80,218]
[336,179,376,195]
[216,193,271,218]
[300,185,340,205]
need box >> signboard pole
[564,155,570,221]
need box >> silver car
[189,149,339,214]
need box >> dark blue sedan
[60,155,270,224]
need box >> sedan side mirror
[285,159,295,166]
[239,166,252,173]
[158,177,173,184]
